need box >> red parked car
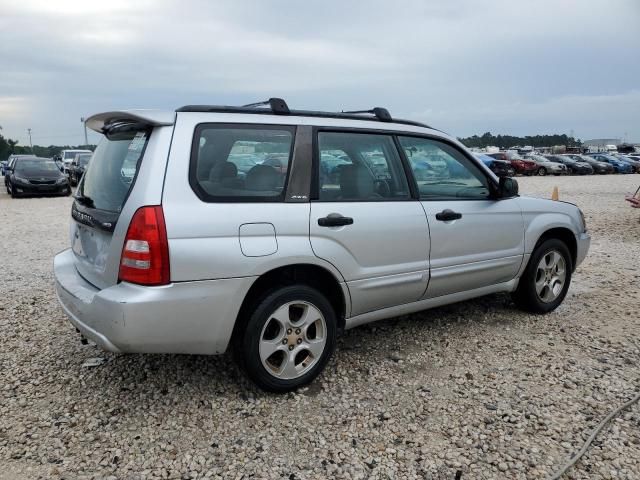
[488,151,537,175]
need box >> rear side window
[79,129,150,212]
[190,124,295,202]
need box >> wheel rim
[538,168,546,176]
[259,301,327,380]
[535,250,567,303]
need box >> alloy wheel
[535,250,566,303]
[259,301,327,380]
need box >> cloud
[0,0,638,145]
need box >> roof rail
[242,97,290,115]
[176,99,433,130]
[342,107,392,122]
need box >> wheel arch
[231,263,349,343]
[532,227,577,270]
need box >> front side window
[398,137,490,200]
[191,125,294,201]
[317,132,410,201]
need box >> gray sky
[1,0,639,146]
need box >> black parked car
[68,153,92,186]
[544,155,593,175]
[5,157,71,198]
[563,154,614,174]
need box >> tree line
[0,132,95,160]
[458,132,581,149]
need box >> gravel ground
[1,174,639,480]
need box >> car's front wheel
[512,238,572,314]
[537,167,547,176]
[235,285,337,392]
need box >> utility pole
[80,117,88,146]
[27,128,33,152]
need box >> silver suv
[54,98,590,392]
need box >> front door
[309,131,430,316]
[397,136,524,298]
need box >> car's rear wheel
[537,167,547,176]
[235,285,337,392]
[512,238,572,314]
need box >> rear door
[309,130,430,316]
[397,136,524,298]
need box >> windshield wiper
[74,194,95,208]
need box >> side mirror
[498,176,519,198]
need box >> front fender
[516,197,582,254]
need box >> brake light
[118,206,170,286]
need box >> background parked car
[4,157,71,198]
[68,153,92,186]
[473,153,515,177]
[525,154,567,176]
[487,151,537,175]
[588,153,634,174]
[0,160,7,176]
[57,149,92,176]
[562,154,614,174]
[544,155,593,175]
[611,154,640,173]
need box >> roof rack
[342,107,392,122]
[242,98,290,115]
[176,98,433,129]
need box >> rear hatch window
[77,129,149,214]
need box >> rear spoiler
[85,110,175,133]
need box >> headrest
[340,164,375,199]
[209,162,237,182]
[245,164,280,191]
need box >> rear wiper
[74,194,95,208]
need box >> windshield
[15,160,60,175]
[79,129,150,212]
[77,154,91,166]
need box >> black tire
[9,182,17,198]
[537,167,547,176]
[512,238,572,314]
[234,285,337,392]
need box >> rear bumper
[54,249,255,354]
[575,232,590,269]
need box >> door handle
[435,209,462,221]
[318,214,354,227]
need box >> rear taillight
[118,206,170,286]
